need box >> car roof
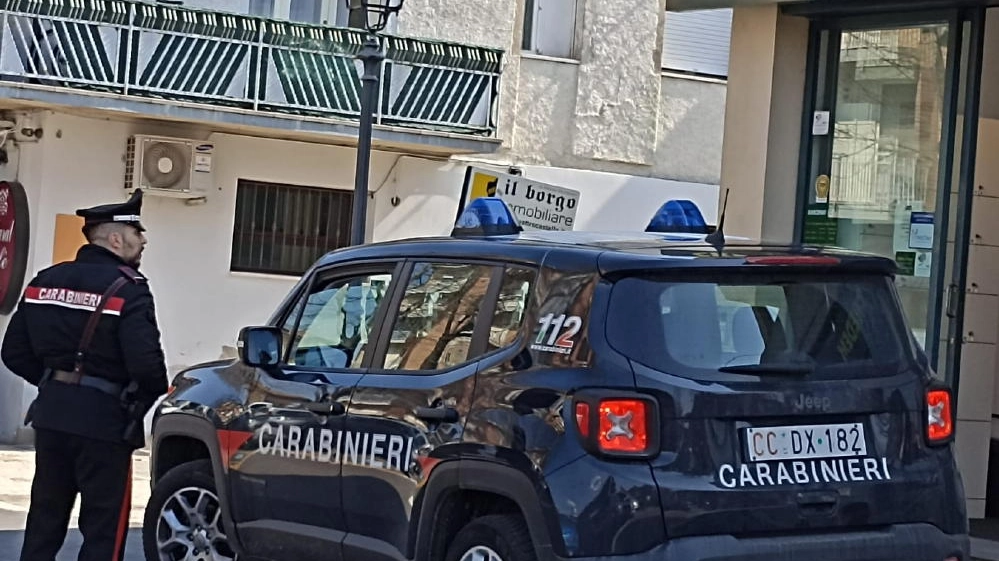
[311,230,898,276]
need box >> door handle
[248,402,270,415]
[303,401,346,416]
[415,406,459,423]
[946,284,960,318]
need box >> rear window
[606,273,919,380]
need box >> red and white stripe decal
[217,429,254,471]
[23,286,125,316]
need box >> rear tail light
[575,402,590,438]
[572,392,658,458]
[599,399,649,453]
[926,388,954,444]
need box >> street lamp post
[349,0,404,246]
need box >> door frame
[792,6,987,393]
[941,8,986,400]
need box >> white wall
[518,164,719,228]
[490,56,726,186]
[0,112,404,444]
[0,110,718,443]
[392,0,728,185]
[372,157,719,237]
[158,0,728,187]
[0,138,31,442]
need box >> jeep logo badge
[794,395,832,412]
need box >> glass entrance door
[800,10,984,384]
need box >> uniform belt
[50,370,123,397]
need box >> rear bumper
[560,523,968,561]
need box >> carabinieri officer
[1,189,168,561]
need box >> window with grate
[231,179,353,276]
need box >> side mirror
[237,326,283,368]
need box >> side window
[382,262,494,371]
[522,0,579,59]
[282,271,394,369]
[487,266,535,352]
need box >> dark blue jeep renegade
[143,198,969,561]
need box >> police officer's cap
[76,190,145,234]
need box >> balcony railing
[0,0,503,136]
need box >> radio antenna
[705,188,729,256]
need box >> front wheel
[143,459,237,561]
[444,514,537,561]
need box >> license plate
[745,422,867,462]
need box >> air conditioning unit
[124,135,214,199]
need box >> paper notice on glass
[893,207,912,254]
[909,212,935,250]
[914,250,932,277]
[812,111,830,136]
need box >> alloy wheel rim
[155,486,236,561]
[459,545,504,561]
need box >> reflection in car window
[488,266,534,351]
[382,262,493,371]
[279,288,307,360]
[284,272,393,369]
[607,274,916,380]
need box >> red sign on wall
[0,181,30,315]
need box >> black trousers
[19,428,133,561]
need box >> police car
[143,197,969,561]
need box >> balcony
[0,0,504,150]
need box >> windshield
[606,272,920,380]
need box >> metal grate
[123,136,136,190]
[0,0,504,136]
[230,179,353,276]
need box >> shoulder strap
[72,268,140,374]
[118,265,145,284]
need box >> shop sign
[0,181,30,315]
[458,167,580,232]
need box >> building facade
[667,0,999,520]
[0,0,730,442]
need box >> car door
[338,260,536,559]
[226,261,402,560]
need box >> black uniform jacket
[1,244,168,444]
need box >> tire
[143,459,237,561]
[444,514,537,561]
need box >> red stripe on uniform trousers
[111,461,133,561]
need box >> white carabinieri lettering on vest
[718,458,892,488]
[24,286,125,315]
[257,423,415,473]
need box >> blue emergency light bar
[645,199,711,234]
[451,197,524,237]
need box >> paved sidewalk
[976,537,999,561]
[0,444,151,529]
[0,444,149,561]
